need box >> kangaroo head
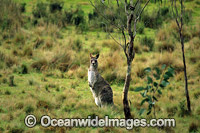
[90,53,99,69]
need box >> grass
[0,0,200,132]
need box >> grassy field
[0,0,200,132]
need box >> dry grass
[0,0,199,132]
[158,41,175,52]
[102,40,121,51]
[154,52,184,73]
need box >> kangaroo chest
[88,70,97,85]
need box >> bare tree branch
[171,0,180,29]
[89,0,122,30]
[101,22,123,48]
[133,0,150,38]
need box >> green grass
[0,0,200,132]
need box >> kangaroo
[88,53,114,107]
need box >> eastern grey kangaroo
[88,53,114,107]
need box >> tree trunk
[123,63,132,119]
[180,33,191,112]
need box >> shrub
[73,9,85,26]
[196,0,200,5]
[141,7,171,29]
[32,2,48,18]
[141,10,162,28]
[160,7,170,16]
[140,36,155,51]
[49,1,63,13]
[20,3,26,13]
[77,23,89,33]
[63,10,74,24]
[88,3,126,31]
[88,10,98,22]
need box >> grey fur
[88,54,114,107]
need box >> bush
[88,10,98,21]
[73,9,85,26]
[63,10,74,24]
[141,10,162,28]
[32,2,48,18]
[49,1,63,13]
[77,23,89,33]
[20,3,26,13]
[140,36,155,51]
[141,7,171,29]
[88,3,126,31]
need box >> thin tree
[171,0,191,112]
[89,0,150,119]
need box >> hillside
[0,0,200,132]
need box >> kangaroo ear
[96,54,99,59]
[90,53,93,58]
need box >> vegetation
[0,0,199,132]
